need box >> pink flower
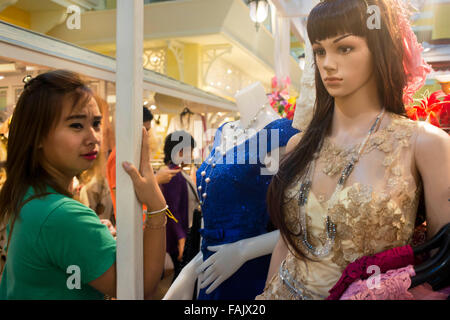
[281,76,291,88]
[271,76,278,89]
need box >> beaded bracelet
[145,205,178,223]
[147,205,168,215]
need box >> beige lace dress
[256,113,423,300]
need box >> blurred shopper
[160,130,199,282]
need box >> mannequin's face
[312,34,376,98]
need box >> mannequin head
[308,0,406,111]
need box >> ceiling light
[0,63,17,73]
[248,0,269,32]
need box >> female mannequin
[257,0,449,300]
[164,82,298,299]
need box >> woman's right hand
[122,127,166,212]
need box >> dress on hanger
[257,113,423,300]
[167,113,204,137]
[197,118,299,300]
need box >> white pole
[116,0,144,300]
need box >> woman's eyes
[69,121,101,130]
[70,123,83,129]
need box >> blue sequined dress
[196,118,299,300]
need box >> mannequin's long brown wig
[0,70,94,255]
[267,0,409,259]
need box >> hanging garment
[167,113,204,137]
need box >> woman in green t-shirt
[0,70,167,299]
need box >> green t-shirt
[0,187,116,300]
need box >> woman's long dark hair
[268,0,408,259]
[0,70,93,253]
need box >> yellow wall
[166,50,180,80]
[183,44,201,88]
[0,6,30,29]
[432,3,450,40]
[414,3,450,40]
[105,0,117,10]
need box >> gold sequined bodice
[257,113,422,300]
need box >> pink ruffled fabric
[340,265,416,300]
[396,0,432,106]
[340,266,450,300]
[326,245,415,300]
[409,283,450,300]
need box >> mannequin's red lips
[81,151,98,160]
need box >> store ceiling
[14,0,63,12]
[46,0,302,92]
[153,93,233,114]
[14,0,101,11]
[271,0,318,17]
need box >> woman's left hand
[122,128,166,212]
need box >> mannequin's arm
[266,232,289,284]
[162,251,203,300]
[415,123,450,239]
[196,230,280,295]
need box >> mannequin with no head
[218,81,280,153]
[163,82,286,299]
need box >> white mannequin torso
[163,83,286,300]
[218,82,280,154]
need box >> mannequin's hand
[196,242,245,294]
[163,252,203,300]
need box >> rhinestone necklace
[222,103,269,148]
[298,108,385,258]
[198,103,269,206]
